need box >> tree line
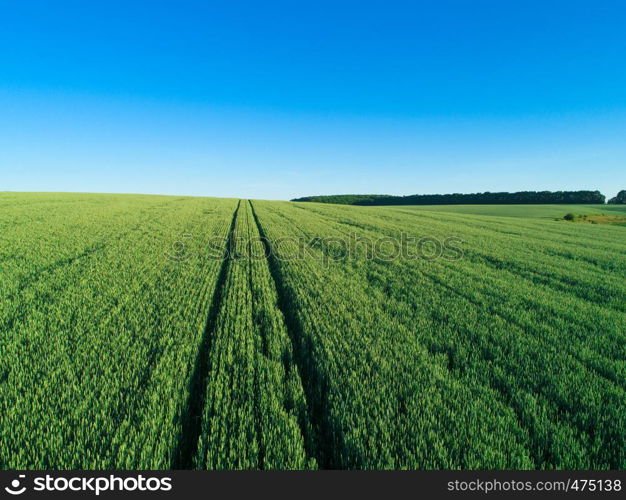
[292,190,608,205]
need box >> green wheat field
[1,193,625,469]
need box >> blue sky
[1,1,625,200]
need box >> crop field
[387,203,626,219]
[1,193,625,470]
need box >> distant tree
[608,190,626,204]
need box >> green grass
[1,193,625,469]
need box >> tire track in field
[244,202,265,470]
[249,201,329,468]
[173,200,241,469]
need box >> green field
[382,203,626,219]
[1,193,625,469]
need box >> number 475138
[569,479,621,492]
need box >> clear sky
[1,0,625,200]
